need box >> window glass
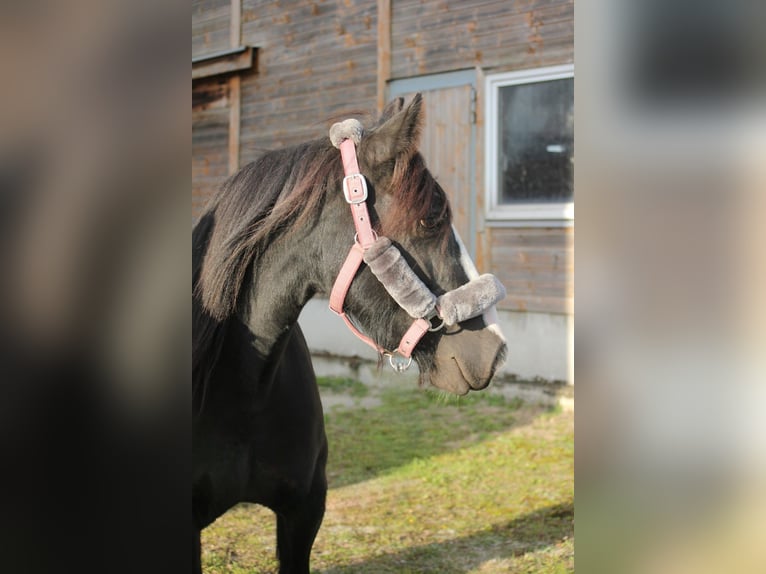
[498,78,574,204]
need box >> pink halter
[328,138,431,372]
[327,121,507,373]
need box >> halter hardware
[426,311,445,332]
[342,173,368,204]
[387,352,413,373]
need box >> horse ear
[362,93,423,166]
[377,97,404,124]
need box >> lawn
[201,378,574,573]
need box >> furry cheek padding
[436,274,507,326]
[363,237,438,320]
[363,237,507,326]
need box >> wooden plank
[192,79,229,111]
[377,0,391,113]
[230,0,240,46]
[489,226,573,314]
[192,46,254,80]
[192,0,232,59]
[390,0,573,78]
[228,75,240,174]
[228,0,241,175]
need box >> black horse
[192,95,507,573]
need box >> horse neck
[238,228,322,361]
[232,187,351,384]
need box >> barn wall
[490,226,573,315]
[391,0,574,79]
[192,79,230,219]
[238,0,379,156]
[192,0,232,59]
[192,0,235,220]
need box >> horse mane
[197,139,341,320]
[192,211,226,411]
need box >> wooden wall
[192,0,232,59]
[192,80,230,219]
[238,0,379,155]
[490,227,573,314]
[391,0,574,78]
[193,0,234,219]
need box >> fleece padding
[329,119,364,148]
[363,236,507,326]
[363,237,437,320]
[436,274,506,326]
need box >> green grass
[316,376,370,398]
[201,383,573,573]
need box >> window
[485,65,574,221]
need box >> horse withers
[192,94,507,573]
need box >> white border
[485,64,574,222]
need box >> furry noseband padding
[363,237,437,319]
[329,118,364,148]
[362,236,507,326]
[436,274,506,326]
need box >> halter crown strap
[339,139,376,248]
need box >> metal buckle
[342,173,368,204]
[387,351,413,373]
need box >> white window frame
[485,64,574,222]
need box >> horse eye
[419,217,440,230]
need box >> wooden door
[398,85,476,254]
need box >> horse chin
[422,359,473,396]
[422,323,507,396]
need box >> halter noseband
[328,119,506,373]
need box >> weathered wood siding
[238,0,379,157]
[192,0,233,220]
[391,0,574,78]
[193,79,230,219]
[192,0,232,59]
[490,226,573,314]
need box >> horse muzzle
[428,316,508,394]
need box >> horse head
[326,94,508,395]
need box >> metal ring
[428,317,445,332]
[387,352,413,373]
[426,310,445,332]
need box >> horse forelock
[380,153,452,242]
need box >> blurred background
[576,0,766,572]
